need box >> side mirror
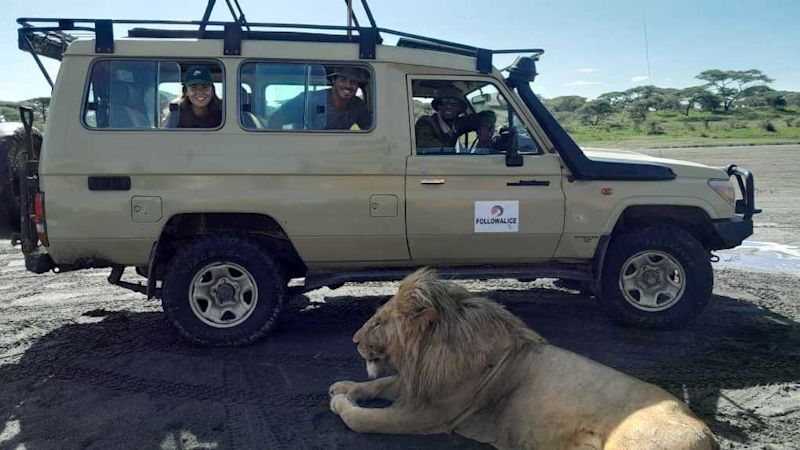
[496,126,523,167]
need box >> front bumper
[713,217,753,249]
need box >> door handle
[507,179,550,187]
[420,178,446,185]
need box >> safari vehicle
[15,0,757,346]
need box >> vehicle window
[411,79,540,155]
[83,60,224,130]
[239,62,372,131]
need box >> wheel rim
[618,250,686,312]
[189,262,259,328]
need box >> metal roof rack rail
[17,0,544,88]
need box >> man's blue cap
[184,65,213,86]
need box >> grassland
[563,106,800,149]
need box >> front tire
[600,225,712,329]
[161,234,286,346]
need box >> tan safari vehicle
[14,1,757,346]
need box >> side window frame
[406,74,547,156]
[80,57,226,132]
[237,60,376,133]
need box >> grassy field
[564,106,800,148]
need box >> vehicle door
[405,75,565,263]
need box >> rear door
[405,75,565,263]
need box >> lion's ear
[407,306,438,332]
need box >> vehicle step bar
[291,264,592,294]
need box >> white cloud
[631,75,650,83]
[565,80,602,87]
[578,68,599,73]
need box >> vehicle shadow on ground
[0,285,798,449]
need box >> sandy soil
[0,145,798,449]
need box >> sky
[1,0,799,102]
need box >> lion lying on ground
[329,268,718,449]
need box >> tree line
[543,69,799,129]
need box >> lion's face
[353,302,397,379]
[353,269,448,379]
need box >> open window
[83,60,224,130]
[411,78,540,155]
[239,62,373,132]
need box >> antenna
[642,12,652,85]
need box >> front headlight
[708,179,735,204]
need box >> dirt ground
[1,145,799,450]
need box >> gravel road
[0,145,798,449]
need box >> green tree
[597,91,631,110]
[677,86,709,116]
[577,99,614,125]
[784,92,800,107]
[695,69,774,111]
[695,92,723,111]
[547,95,587,113]
[25,97,51,122]
[626,100,650,130]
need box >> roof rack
[18,0,544,89]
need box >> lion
[329,268,718,449]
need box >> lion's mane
[387,268,546,405]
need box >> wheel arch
[591,203,720,296]
[604,202,722,250]
[146,212,306,298]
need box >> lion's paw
[329,380,356,398]
[330,393,351,414]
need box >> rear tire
[161,234,286,346]
[600,225,712,329]
[1,126,42,237]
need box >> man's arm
[266,93,303,130]
[354,97,372,130]
[414,116,445,149]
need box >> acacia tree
[598,91,631,109]
[695,69,773,111]
[547,95,587,113]
[677,86,709,116]
[625,100,650,131]
[26,97,50,122]
[577,99,613,125]
[695,92,723,111]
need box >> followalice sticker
[474,201,519,233]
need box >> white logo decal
[474,201,519,233]
[194,70,202,76]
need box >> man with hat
[268,67,371,130]
[415,86,496,151]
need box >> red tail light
[34,192,49,246]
